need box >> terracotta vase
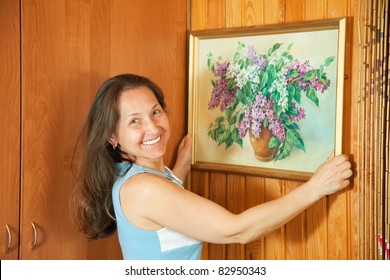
[249,126,278,162]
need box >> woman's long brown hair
[71,74,166,240]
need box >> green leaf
[210,79,216,87]
[317,65,324,79]
[260,71,269,91]
[267,65,276,87]
[263,118,269,128]
[236,89,246,104]
[303,70,315,81]
[286,129,305,151]
[325,56,335,66]
[207,57,212,68]
[294,84,302,104]
[268,43,282,56]
[227,79,236,91]
[225,107,232,122]
[274,143,291,161]
[286,106,298,116]
[216,116,225,124]
[276,59,284,71]
[305,87,319,106]
[268,136,281,149]
[229,115,237,126]
[281,113,293,127]
[233,51,240,62]
[232,128,243,148]
[225,136,233,149]
[217,124,226,135]
[320,73,329,84]
[270,90,280,102]
[288,69,299,78]
[287,84,295,97]
[286,122,300,131]
[273,103,282,118]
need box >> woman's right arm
[122,154,352,244]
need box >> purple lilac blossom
[214,61,229,77]
[237,93,286,142]
[247,45,267,70]
[238,109,251,139]
[208,79,237,112]
[289,103,306,122]
[310,76,331,93]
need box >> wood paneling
[190,0,358,259]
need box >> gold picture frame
[188,18,346,180]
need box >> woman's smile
[142,136,161,146]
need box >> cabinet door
[20,0,122,259]
[0,0,21,260]
[20,0,187,259]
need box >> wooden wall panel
[190,0,358,259]
[209,173,228,259]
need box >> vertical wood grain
[285,0,304,22]
[191,0,208,30]
[208,0,226,29]
[245,176,266,259]
[283,181,306,259]
[263,0,284,24]
[263,178,284,259]
[226,0,244,27]
[0,0,21,260]
[208,173,228,259]
[226,174,246,259]
[305,0,328,20]
[348,0,360,260]
[305,198,328,259]
[190,170,210,259]
[243,0,264,26]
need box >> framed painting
[188,18,346,180]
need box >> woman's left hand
[172,134,192,181]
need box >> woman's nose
[144,118,159,134]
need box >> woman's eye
[130,119,139,125]
[153,109,161,116]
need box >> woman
[72,73,353,260]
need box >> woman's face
[110,86,170,167]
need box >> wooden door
[20,0,187,259]
[0,0,21,260]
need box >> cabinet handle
[31,222,37,249]
[5,224,11,251]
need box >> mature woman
[72,73,352,260]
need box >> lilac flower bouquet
[207,42,335,161]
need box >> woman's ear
[108,135,118,149]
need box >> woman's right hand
[307,153,353,198]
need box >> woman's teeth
[142,136,161,145]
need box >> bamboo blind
[357,0,389,260]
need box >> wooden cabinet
[1,0,187,259]
[0,0,21,260]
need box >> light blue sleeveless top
[112,163,203,260]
